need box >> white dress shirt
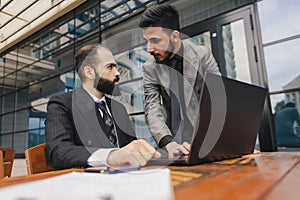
[86,93,118,166]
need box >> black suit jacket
[45,87,136,169]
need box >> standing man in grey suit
[46,44,160,169]
[138,4,220,155]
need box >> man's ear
[83,66,95,80]
[171,30,180,44]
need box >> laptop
[147,73,267,166]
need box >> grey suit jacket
[142,39,220,144]
[45,87,136,169]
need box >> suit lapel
[94,102,108,135]
[183,41,200,110]
[72,87,114,148]
[151,41,203,127]
[156,41,202,108]
[155,62,171,97]
[182,41,204,127]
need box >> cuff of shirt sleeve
[87,148,117,166]
[158,135,173,148]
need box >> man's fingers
[114,147,147,167]
[108,139,163,167]
[153,151,161,158]
[177,145,189,155]
[182,142,191,151]
[123,139,160,166]
[134,140,158,161]
[126,155,141,167]
[166,141,191,155]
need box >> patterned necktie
[96,101,117,146]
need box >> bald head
[75,44,111,82]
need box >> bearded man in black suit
[46,44,160,169]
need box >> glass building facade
[0,0,299,157]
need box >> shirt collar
[87,91,106,103]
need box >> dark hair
[74,44,106,82]
[284,102,296,108]
[138,4,180,32]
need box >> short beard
[154,40,175,64]
[94,73,121,96]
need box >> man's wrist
[87,148,117,166]
[158,135,173,148]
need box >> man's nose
[147,43,155,53]
[115,68,120,77]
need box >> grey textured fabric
[142,39,221,145]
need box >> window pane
[2,92,15,113]
[13,132,28,154]
[0,134,13,147]
[271,94,300,146]
[192,31,212,50]
[76,7,100,39]
[258,0,300,44]
[130,115,156,147]
[264,38,300,92]
[29,106,46,130]
[222,19,251,83]
[111,46,151,114]
[1,113,14,133]
[16,89,30,110]
[115,80,145,114]
[28,128,45,148]
[15,109,29,132]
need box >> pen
[84,166,141,174]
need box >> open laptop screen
[188,73,267,164]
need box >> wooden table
[171,152,300,200]
[0,152,300,200]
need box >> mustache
[114,76,120,83]
[150,52,161,57]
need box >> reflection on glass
[31,17,75,61]
[13,132,29,154]
[100,0,155,27]
[75,7,100,38]
[192,31,211,50]
[264,39,300,92]
[29,104,47,126]
[130,114,156,147]
[0,134,13,147]
[16,89,30,110]
[28,129,45,148]
[112,46,151,114]
[1,113,13,133]
[0,0,157,151]
[3,93,15,113]
[271,93,300,146]
[273,100,300,146]
[114,80,145,114]
[222,19,251,83]
[15,110,30,132]
[270,93,286,114]
[60,70,78,92]
[3,69,16,89]
[258,0,300,44]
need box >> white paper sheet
[0,168,173,200]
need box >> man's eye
[106,64,116,70]
[150,38,160,44]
